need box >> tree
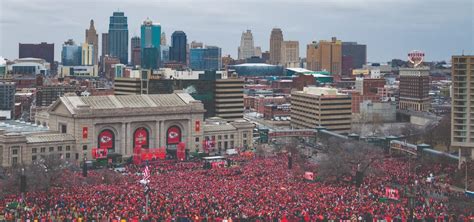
[401,124,422,143]
[432,115,451,152]
[318,137,383,183]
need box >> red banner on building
[195,120,200,132]
[177,142,186,161]
[385,187,400,200]
[82,127,88,139]
[98,130,114,149]
[134,127,149,148]
[167,126,181,145]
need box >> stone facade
[1,93,254,168]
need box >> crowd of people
[1,153,473,221]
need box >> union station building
[0,92,254,167]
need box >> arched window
[133,127,149,149]
[98,129,115,151]
[166,126,182,145]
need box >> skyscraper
[81,43,94,65]
[102,33,109,57]
[161,32,167,46]
[108,11,128,64]
[61,39,82,66]
[306,37,342,75]
[170,31,187,65]
[85,19,99,65]
[140,18,161,69]
[131,36,141,67]
[342,42,366,69]
[281,41,299,68]
[238,30,255,60]
[451,55,474,161]
[269,28,283,65]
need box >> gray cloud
[0,0,472,62]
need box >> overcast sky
[0,0,472,63]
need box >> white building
[238,30,255,60]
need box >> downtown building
[341,42,367,76]
[190,46,222,71]
[18,42,54,68]
[451,55,474,161]
[0,93,254,167]
[269,28,283,65]
[398,67,430,111]
[306,37,342,75]
[108,11,128,64]
[141,18,161,69]
[85,20,99,65]
[238,30,256,60]
[281,41,299,68]
[169,31,187,65]
[291,86,351,134]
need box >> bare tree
[318,137,383,183]
[401,124,422,143]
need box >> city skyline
[0,0,472,63]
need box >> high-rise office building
[61,39,82,66]
[306,37,342,75]
[451,55,474,161]
[108,11,128,64]
[269,28,283,65]
[398,67,430,111]
[190,46,222,71]
[342,42,366,69]
[131,36,141,67]
[85,19,99,65]
[19,42,54,65]
[170,31,187,65]
[0,81,16,118]
[281,40,299,68]
[291,87,351,134]
[81,43,95,65]
[161,32,167,46]
[238,30,255,60]
[140,18,161,69]
[255,47,262,58]
[102,33,109,57]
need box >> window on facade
[58,146,63,152]
[244,140,248,145]
[66,146,71,151]
[60,124,67,133]
[32,155,37,161]
[12,149,18,155]
[40,147,46,153]
[75,153,79,160]
[224,141,228,150]
[49,147,54,152]
[230,134,234,139]
[66,153,71,159]
[12,157,18,165]
[224,135,228,140]
[218,142,222,149]
[195,137,199,142]
[230,141,234,148]
[243,133,247,138]
[83,145,87,151]
[212,136,216,140]
[218,135,222,140]
[32,148,37,154]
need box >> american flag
[142,165,150,182]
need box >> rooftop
[0,120,49,134]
